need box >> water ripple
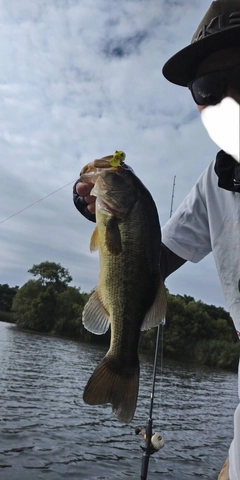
[0,322,238,479]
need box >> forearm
[161,243,186,280]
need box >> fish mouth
[80,158,120,179]
[80,166,120,186]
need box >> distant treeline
[1,261,240,371]
[0,283,19,323]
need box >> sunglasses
[188,62,240,106]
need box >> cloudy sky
[0,0,228,309]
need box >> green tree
[140,291,238,369]
[11,261,239,371]
[0,284,19,312]
[30,285,57,332]
[54,286,86,337]
[12,280,45,330]
[12,262,89,338]
[28,261,72,291]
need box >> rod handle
[141,452,150,480]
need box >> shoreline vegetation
[1,261,240,372]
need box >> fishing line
[140,176,176,480]
[0,181,74,225]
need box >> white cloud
[0,0,229,309]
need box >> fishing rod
[139,176,176,480]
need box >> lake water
[0,321,238,480]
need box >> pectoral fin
[105,217,122,255]
[141,278,167,331]
[83,289,110,334]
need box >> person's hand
[73,180,96,222]
[76,182,96,214]
[73,163,133,222]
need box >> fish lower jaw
[97,199,125,216]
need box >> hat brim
[162,26,240,87]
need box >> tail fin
[83,354,139,423]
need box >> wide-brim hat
[162,0,240,86]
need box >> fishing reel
[135,426,165,455]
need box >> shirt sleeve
[162,170,212,263]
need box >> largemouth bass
[80,153,167,423]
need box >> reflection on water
[0,321,238,479]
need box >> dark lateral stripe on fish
[83,355,139,423]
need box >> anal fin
[141,278,167,331]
